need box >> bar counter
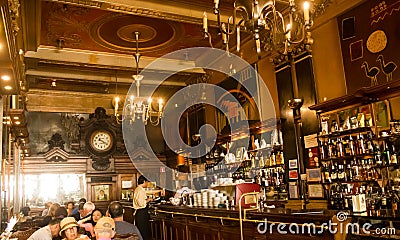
[149,204,347,240]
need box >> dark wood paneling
[295,56,318,136]
[276,65,297,164]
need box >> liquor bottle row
[319,134,398,164]
[329,183,399,212]
[254,167,286,187]
[321,159,385,183]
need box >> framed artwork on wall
[289,159,298,169]
[308,184,324,198]
[289,170,299,180]
[306,168,322,182]
[92,184,110,202]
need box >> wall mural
[338,0,400,93]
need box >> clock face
[90,130,113,152]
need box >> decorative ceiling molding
[46,0,220,25]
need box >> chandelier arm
[205,31,214,48]
[287,23,306,45]
[215,8,236,36]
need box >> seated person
[66,201,75,216]
[40,203,61,227]
[70,202,85,221]
[78,202,96,225]
[59,217,90,240]
[28,218,61,240]
[42,202,53,216]
[107,201,143,240]
[78,208,104,238]
[71,198,86,216]
[93,217,116,240]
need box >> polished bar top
[351,209,400,220]
[154,204,338,223]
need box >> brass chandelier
[203,0,331,56]
[114,32,163,126]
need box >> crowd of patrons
[27,199,142,240]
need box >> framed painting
[92,184,110,202]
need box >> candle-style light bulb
[203,12,208,33]
[286,23,291,40]
[221,23,227,44]
[214,0,219,9]
[236,26,241,52]
[158,98,164,111]
[303,1,310,23]
[114,96,120,116]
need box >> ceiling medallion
[90,13,183,54]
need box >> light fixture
[1,75,10,81]
[203,0,331,57]
[114,32,163,126]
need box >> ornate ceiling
[6,0,364,114]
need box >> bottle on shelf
[336,138,345,157]
[330,163,338,182]
[365,132,375,154]
[346,162,353,181]
[338,164,346,181]
[357,134,366,155]
[322,163,331,183]
[374,143,383,165]
[319,140,327,160]
[390,144,398,164]
[381,141,391,165]
[348,135,356,156]
[328,139,336,158]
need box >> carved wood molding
[46,0,205,25]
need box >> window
[24,174,86,206]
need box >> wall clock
[90,130,113,152]
[87,129,115,157]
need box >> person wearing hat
[59,217,90,240]
[93,217,116,240]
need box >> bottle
[337,138,345,157]
[357,134,366,155]
[374,144,382,165]
[330,163,337,182]
[323,163,331,183]
[319,140,327,160]
[348,135,356,156]
[338,164,346,181]
[365,132,375,154]
[346,162,353,181]
[380,187,388,210]
[391,145,398,164]
[328,139,335,158]
[382,142,391,165]
[391,186,399,211]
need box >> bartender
[133,175,153,240]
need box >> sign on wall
[337,0,400,94]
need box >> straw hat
[94,217,115,231]
[59,217,78,236]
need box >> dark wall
[275,55,318,176]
